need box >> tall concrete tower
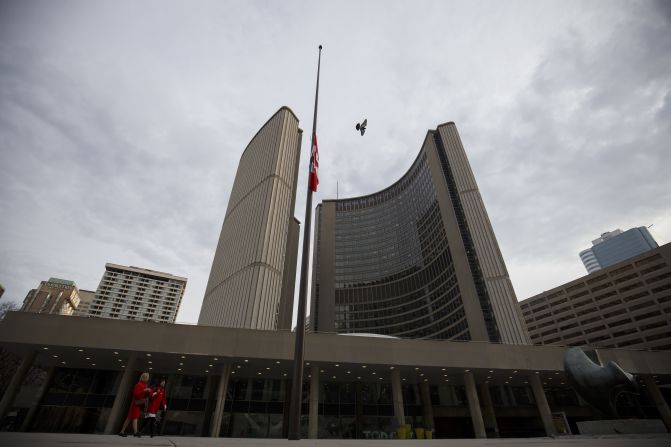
[199,107,302,329]
[310,122,530,344]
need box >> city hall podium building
[0,312,670,438]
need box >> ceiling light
[306,362,310,366]
[214,358,218,361]
[362,365,367,369]
[275,361,280,364]
[441,368,446,371]
[389,366,395,370]
[320,369,324,373]
[465,369,470,373]
[52,355,58,358]
[357,376,361,380]
[181,356,185,359]
[244,359,249,363]
[61,361,66,364]
[423,379,428,382]
[420,373,424,377]
[78,349,84,352]
[148,361,152,364]
[257,372,262,375]
[414,367,419,370]
[402,378,406,381]
[42,347,49,350]
[114,351,119,355]
[513,371,518,374]
[178,368,181,371]
[236,365,241,369]
[85,357,90,360]
[335,364,339,367]
[122,365,126,368]
[205,370,209,373]
[283,373,287,377]
[266,367,270,370]
[146,353,151,357]
[347,371,351,374]
[209,364,213,367]
[92,363,96,366]
[489,370,493,373]
[372,372,376,375]
[179,362,183,366]
[332,376,336,379]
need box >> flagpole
[288,44,322,441]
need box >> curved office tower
[310,122,530,344]
[199,107,301,329]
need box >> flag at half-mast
[309,133,319,192]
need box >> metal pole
[288,44,322,440]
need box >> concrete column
[0,350,37,422]
[308,365,319,439]
[390,369,405,426]
[209,363,232,437]
[19,365,57,432]
[104,354,137,434]
[643,375,671,433]
[529,373,556,436]
[419,381,435,430]
[464,371,486,438]
[477,383,499,437]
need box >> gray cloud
[1,0,669,323]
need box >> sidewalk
[1,433,670,447]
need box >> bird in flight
[355,118,367,136]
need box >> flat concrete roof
[0,312,669,385]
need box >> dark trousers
[140,416,158,436]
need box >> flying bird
[355,119,367,136]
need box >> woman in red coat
[140,378,168,437]
[118,372,151,437]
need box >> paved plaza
[1,433,670,447]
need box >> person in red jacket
[118,372,150,437]
[140,378,168,437]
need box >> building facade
[0,312,669,438]
[87,264,186,323]
[579,227,659,274]
[310,122,529,344]
[520,243,671,351]
[199,107,302,330]
[73,290,95,317]
[20,278,80,316]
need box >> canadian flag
[309,134,319,192]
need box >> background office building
[310,122,529,344]
[579,227,658,274]
[20,278,80,316]
[520,243,671,351]
[87,263,186,323]
[73,289,95,317]
[199,107,301,330]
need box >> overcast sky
[1,0,669,325]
